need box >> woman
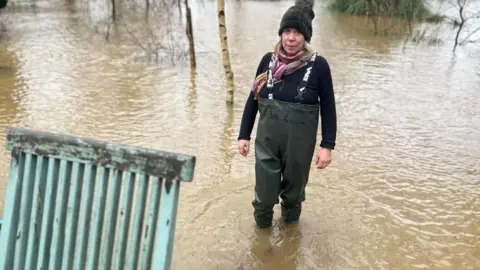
[237,0,337,228]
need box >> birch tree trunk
[178,0,182,16]
[111,0,116,21]
[217,0,234,104]
[185,0,196,69]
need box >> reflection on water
[0,0,479,269]
[249,224,302,270]
[0,45,24,209]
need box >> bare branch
[460,27,480,44]
[471,10,480,19]
[450,0,480,51]
[445,0,456,10]
[445,16,457,24]
[121,20,150,53]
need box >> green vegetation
[424,14,445,24]
[328,0,447,36]
[328,0,441,22]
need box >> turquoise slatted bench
[0,126,195,270]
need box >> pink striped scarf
[251,49,313,97]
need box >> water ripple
[0,1,479,269]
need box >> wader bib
[253,53,319,227]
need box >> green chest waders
[253,53,320,227]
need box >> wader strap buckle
[294,53,317,102]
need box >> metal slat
[0,151,25,270]
[126,174,149,269]
[49,159,72,270]
[24,156,48,270]
[152,179,181,269]
[61,162,85,270]
[86,167,110,269]
[14,153,36,270]
[73,164,97,270]
[113,172,136,270]
[99,169,122,270]
[141,176,162,270]
[37,157,60,269]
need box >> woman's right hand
[238,139,250,156]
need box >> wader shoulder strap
[267,53,275,88]
[266,53,276,99]
[294,52,317,102]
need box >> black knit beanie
[278,0,315,42]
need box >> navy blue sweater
[238,52,337,149]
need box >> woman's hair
[274,39,315,54]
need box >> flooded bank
[0,0,479,269]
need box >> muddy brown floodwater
[0,0,479,269]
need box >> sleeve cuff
[320,141,335,150]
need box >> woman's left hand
[315,147,332,169]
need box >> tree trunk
[453,21,464,51]
[146,0,150,16]
[217,0,234,104]
[407,18,412,34]
[185,0,196,69]
[111,0,116,21]
[453,3,465,52]
[178,0,182,16]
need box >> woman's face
[281,28,305,55]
